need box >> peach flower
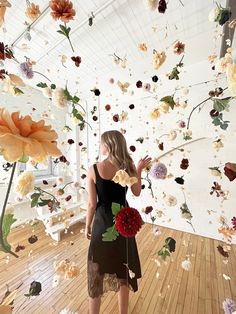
[25,3,41,21]
[15,171,35,197]
[0,108,61,162]
[49,0,76,23]
[0,0,11,27]
[153,51,166,70]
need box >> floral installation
[173,41,185,55]
[25,1,41,22]
[0,0,11,27]
[168,55,184,80]
[153,50,166,70]
[208,3,231,26]
[102,202,142,241]
[49,0,76,52]
[54,259,80,279]
[157,237,176,261]
[149,162,167,179]
[222,298,236,314]
[112,169,138,187]
[0,108,61,257]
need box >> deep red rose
[71,56,81,67]
[130,145,136,152]
[115,207,142,238]
[113,114,119,122]
[136,80,142,88]
[224,164,236,182]
[145,206,153,214]
[158,0,167,13]
[68,139,74,145]
[105,104,111,111]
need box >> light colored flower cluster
[15,171,35,197]
[112,169,138,187]
[153,51,166,70]
[52,88,68,108]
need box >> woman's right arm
[85,166,97,240]
[131,155,152,197]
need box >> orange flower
[49,0,76,23]
[173,41,185,55]
[25,3,41,21]
[0,108,61,162]
[0,0,11,27]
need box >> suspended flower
[2,73,25,96]
[115,207,142,238]
[181,258,191,271]
[0,0,11,27]
[42,87,52,98]
[24,281,42,297]
[209,167,222,177]
[52,88,67,108]
[163,193,177,206]
[232,217,236,230]
[145,206,153,214]
[158,0,167,13]
[71,56,81,67]
[222,298,236,314]
[19,62,34,79]
[25,2,41,21]
[112,169,138,187]
[15,171,35,197]
[143,0,158,11]
[159,101,169,113]
[168,130,177,140]
[153,50,166,70]
[212,139,224,151]
[150,108,160,120]
[0,108,61,162]
[138,43,148,51]
[173,41,185,55]
[0,42,13,60]
[226,62,236,97]
[150,162,167,179]
[49,0,75,23]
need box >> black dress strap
[93,164,100,181]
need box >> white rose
[52,88,67,108]
[168,130,177,141]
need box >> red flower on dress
[115,207,142,238]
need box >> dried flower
[181,258,191,271]
[212,139,224,151]
[0,108,61,162]
[0,42,13,60]
[222,298,236,314]
[209,167,222,177]
[168,130,177,140]
[71,56,81,67]
[232,217,236,230]
[226,62,236,97]
[153,50,166,70]
[49,0,75,23]
[115,207,142,237]
[15,171,35,197]
[217,245,229,258]
[145,206,153,214]
[0,0,11,27]
[173,41,185,55]
[25,2,41,21]
[112,169,138,187]
[54,259,80,279]
[150,162,167,179]
[163,194,177,206]
[19,62,34,79]
[159,101,169,113]
[42,87,52,98]
[144,0,158,11]
[52,88,67,108]
[24,281,42,297]
[158,0,167,13]
[138,43,148,51]
[150,108,160,119]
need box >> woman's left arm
[131,155,152,196]
[85,166,97,240]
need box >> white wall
[79,60,236,243]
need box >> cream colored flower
[181,212,192,220]
[208,54,217,64]
[0,0,11,27]
[212,139,224,151]
[150,108,161,119]
[25,2,41,21]
[15,171,35,197]
[119,111,128,122]
[153,51,166,70]
[179,100,188,108]
[2,74,25,96]
[144,0,158,10]
[226,63,236,97]
[215,51,233,73]
[121,56,127,69]
[163,193,177,206]
[52,88,67,108]
[181,259,191,271]
[168,130,177,140]
[42,87,52,98]
[180,87,189,96]
[210,168,221,177]
[112,169,138,187]
[159,101,169,113]
[138,43,148,52]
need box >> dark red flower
[130,145,136,152]
[28,235,38,244]
[217,245,229,258]
[210,109,219,117]
[0,69,8,80]
[115,207,142,238]
[145,206,153,214]
[68,139,74,144]
[59,155,67,163]
[158,142,164,151]
[180,158,189,170]
[224,163,236,182]
[158,0,167,13]
[105,104,111,111]
[136,80,142,88]
[129,104,135,109]
[81,174,86,179]
[65,195,72,202]
[232,217,236,230]
[43,180,48,185]
[71,56,81,67]
[15,244,25,253]
[0,42,14,60]
[175,176,184,185]
[92,116,98,121]
[78,142,83,146]
[113,114,119,122]
[152,75,158,82]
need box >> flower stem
[0,162,19,258]
[33,71,51,82]
[67,34,75,52]
[187,220,196,233]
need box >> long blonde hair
[101,130,136,175]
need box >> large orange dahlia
[0,108,61,162]
[49,0,76,23]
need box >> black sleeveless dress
[87,164,142,298]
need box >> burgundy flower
[175,176,184,185]
[158,0,167,13]
[59,155,68,163]
[217,245,229,258]
[105,104,111,111]
[180,158,189,170]
[129,104,135,109]
[68,139,75,144]
[210,109,219,117]
[232,217,236,230]
[145,206,153,214]
[0,42,14,60]
[43,180,48,185]
[15,244,25,253]
[136,80,142,88]
[65,195,72,201]
[81,174,87,179]
[115,207,142,237]
[92,116,98,121]
[0,69,8,80]
[113,114,119,122]
[152,75,158,82]
[224,163,236,182]
[158,142,164,150]
[130,145,136,152]
[71,56,81,67]
[28,235,38,244]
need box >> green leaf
[36,82,47,88]
[50,84,56,89]
[73,96,80,103]
[160,96,175,109]
[18,155,29,163]
[220,123,229,130]
[57,30,65,35]
[111,202,121,216]
[37,198,51,207]
[13,87,24,95]
[0,214,17,252]
[64,88,73,101]
[102,225,119,242]
[31,194,41,208]
[213,97,231,112]
[59,24,67,33]
[212,118,221,126]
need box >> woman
[85,130,151,314]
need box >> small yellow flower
[153,51,166,70]
[150,108,161,119]
[212,139,224,151]
[168,130,177,141]
[138,43,148,52]
[112,169,137,187]
[15,171,35,197]
[159,101,169,113]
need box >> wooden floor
[0,221,235,314]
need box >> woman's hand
[85,225,92,240]
[137,155,152,174]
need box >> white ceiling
[1,0,234,98]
